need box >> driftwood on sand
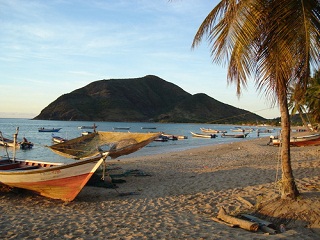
[237,196,254,208]
[211,217,237,228]
[241,214,277,234]
[217,208,259,232]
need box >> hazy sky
[0,0,279,119]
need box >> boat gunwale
[0,155,104,175]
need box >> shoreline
[1,136,319,239]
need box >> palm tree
[288,84,310,129]
[192,0,320,199]
[306,71,320,127]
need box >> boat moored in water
[221,133,249,138]
[38,128,62,132]
[191,132,217,138]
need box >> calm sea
[0,118,276,163]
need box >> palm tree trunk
[279,93,300,199]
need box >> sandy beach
[0,135,319,239]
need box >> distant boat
[153,134,169,142]
[231,127,244,132]
[78,124,97,130]
[200,128,227,133]
[141,127,157,129]
[52,134,68,144]
[177,135,188,140]
[113,127,130,130]
[162,134,187,140]
[272,133,320,147]
[38,128,62,132]
[190,132,217,138]
[81,131,92,136]
[258,128,274,133]
[160,134,178,141]
[221,133,249,138]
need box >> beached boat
[190,132,217,138]
[52,135,68,144]
[0,131,160,201]
[272,133,320,147]
[221,133,249,138]
[38,128,62,132]
[200,128,227,133]
[0,156,105,201]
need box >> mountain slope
[34,75,265,123]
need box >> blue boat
[38,128,62,132]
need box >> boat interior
[0,159,60,171]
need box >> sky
[0,0,280,119]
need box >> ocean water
[0,118,277,163]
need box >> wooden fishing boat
[190,132,217,138]
[161,134,178,141]
[49,131,161,159]
[221,133,249,138]
[52,135,68,144]
[0,137,18,147]
[81,131,92,136]
[177,135,188,140]
[0,131,160,201]
[19,141,34,149]
[38,128,62,132]
[154,136,169,142]
[0,155,105,201]
[200,128,227,133]
[272,133,320,147]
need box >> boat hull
[0,140,17,147]
[221,133,248,138]
[200,128,227,133]
[191,132,217,138]
[0,157,104,201]
[52,136,67,144]
[38,128,62,132]
[272,134,320,147]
